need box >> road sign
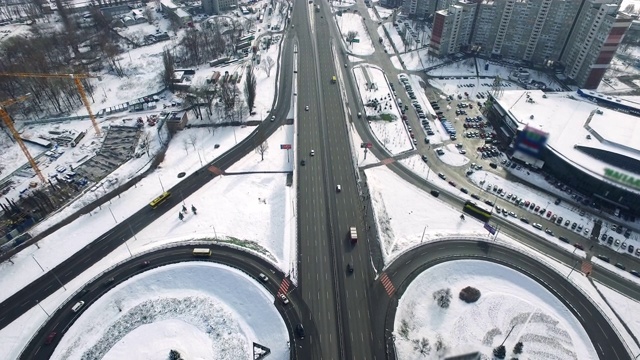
[484,222,496,235]
[280,144,291,149]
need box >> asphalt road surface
[371,240,631,360]
[0,14,298,342]
[21,244,309,359]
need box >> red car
[546,211,552,217]
[524,201,530,207]
[574,243,584,250]
[534,206,540,212]
[45,332,57,345]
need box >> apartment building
[401,0,456,20]
[428,0,630,89]
[202,0,238,15]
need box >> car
[574,243,584,250]
[571,222,577,229]
[583,228,590,236]
[44,332,57,345]
[524,201,530,207]
[532,223,542,230]
[347,263,354,273]
[438,173,446,180]
[629,245,635,253]
[545,229,553,236]
[430,190,440,197]
[357,112,362,118]
[72,300,85,312]
[258,273,269,282]
[520,217,529,224]
[460,188,469,194]
[471,194,481,200]
[607,237,614,245]
[508,211,517,218]
[556,216,563,224]
[484,200,494,206]
[577,224,583,232]
[534,206,540,212]
[564,220,570,226]
[300,159,306,166]
[596,255,610,263]
[336,185,341,192]
[459,149,467,154]
[421,155,428,163]
[615,239,620,246]
[310,149,315,156]
[630,270,640,278]
[546,211,552,218]
[279,293,290,305]
[424,138,430,144]
[636,248,640,256]
[305,105,309,111]
[141,261,151,267]
[550,214,557,222]
[558,236,569,243]
[270,115,276,122]
[296,323,306,339]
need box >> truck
[350,227,357,244]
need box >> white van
[72,301,85,312]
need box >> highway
[20,244,309,359]
[0,6,299,343]
[5,0,640,359]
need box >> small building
[101,4,131,20]
[165,111,189,133]
[160,0,192,26]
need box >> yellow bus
[192,248,212,256]
[149,191,171,208]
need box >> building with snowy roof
[486,89,640,215]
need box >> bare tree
[188,133,198,150]
[244,65,257,111]
[262,56,275,77]
[144,6,155,24]
[182,138,190,154]
[346,31,358,47]
[162,48,176,90]
[255,140,269,161]
[139,131,152,157]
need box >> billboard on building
[514,125,548,159]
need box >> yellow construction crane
[0,94,46,183]
[0,72,102,136]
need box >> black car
[347,263,354,273]
[430,190,440,197]
[471,194,480,200]
[484,200,494,206]
[596,255,610,263]
[460,188,468,194]
[300,160,306,166]
[296,324,306,339]
[558,236,569,243]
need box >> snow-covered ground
[335,12,375,56]
[52,262,288,360]
[394,260,597,360]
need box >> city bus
[192,248,212,256]
[149,191,171,209]
[463,200,492,222]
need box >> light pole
[158,175,165,192]
[35,300,50,317]
[211,225,218,239]
[108,206,117,224]
[32,255,66,290]
[566,247,579,279]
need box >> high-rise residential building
[427,0,631,89]
[561,2,631,88]
[402,0,456,20]
[202,0,238,15]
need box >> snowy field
[394,260,597,360]
[352,65,413,155]
[52,262,288,360]
[335,12,375,56]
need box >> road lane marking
[380,273,396,296]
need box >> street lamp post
[35,300,50,317]
[566,247,579,279]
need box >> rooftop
[494,90,640,194]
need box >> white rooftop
[494,90,640,194]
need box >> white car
[279,293,289,305]
[270,115,275,122]
[310,149,315,156]
[305,105,309,111]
